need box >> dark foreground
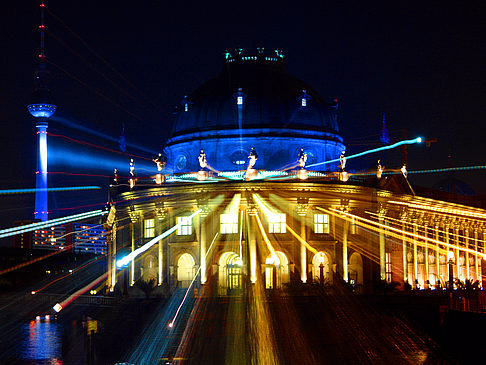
[3,282,485,364]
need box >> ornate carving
[296,197,309,216]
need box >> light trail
[49,132,153,161]
[319,207,486,259]
[0,186,100,195]
[117,209,202,267]
[169,232,219,327]
[53,272,109,312]
[0,209,106,238]
[307,137,422,168]
[285,223,318,255]
[254,212,278,259]
[387,200,486,220]
[32,255,104,294]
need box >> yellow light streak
[254,212,277,260]
[285,223,318,255]
[388,200,486,220]
[318,207,486,260]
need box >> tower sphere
[27,67,57,119]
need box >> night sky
[1,1,486,240]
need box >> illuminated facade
[106,50,486,294]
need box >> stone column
[378,206,386,281]
[413,220,418,287]
[343,218,349,282]
[156,206,167,286]
[248,207,257,283]
[296,198,309,283]
[199,214,207,284]
[131,221,135,286]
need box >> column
[107,221,117,291]
[343,219,349,282]
[435,222,440,287]
[130,222,135,286]
[379,214,386,281]
[300,218,307,283]
[248,210,257,283]
[110,222,117,291]
[474,229,479,282]
[413,221,418,286]
[402,220,408,284]
[424,224,429,288]
[199,214,207,284]
[465,228,470,280]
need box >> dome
[164,50,345,173]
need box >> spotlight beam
[307,137,422,168]
[0,209,106,238]
[169,232,219,327]
[0,186,100,195]
[116,209,202,267]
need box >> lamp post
[448,251,455,291]
[318,254,325,285]
[448,251,454,309]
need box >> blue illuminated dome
[164,49,345,172]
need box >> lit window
[221,213,238,234]
[237,96,243,105]
[144,218,155,238]
[268,213,286,233]
[177,216,192,235]
[385,252,392,283]
[184,103,188,112]
[314,214,329,234]
[301,98,307,107]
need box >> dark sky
[1,0,486,236]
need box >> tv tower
[27,2,57,221]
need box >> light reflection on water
[21,319,63,363]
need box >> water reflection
[21,318,63,363]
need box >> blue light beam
[0,210,106,238]
[0,186,101,195]
[307,137,422,168]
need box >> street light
[318,254,325,285]
[448,251,455,291]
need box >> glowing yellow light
[447,251,455,261]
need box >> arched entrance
[264,251,289,289]
[348,252,363,287]
[177,253,195,288]
[312,251,331,283]
[218,252,243,296]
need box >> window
[268,213,286,233]
[177,216,192,235]
[301,98,307,107]
[221,213,238,234]
[385,252,392,283]
[237,96,243,105]
[184,103,188,112]
[314,214,329,234]
[144,218,155,238]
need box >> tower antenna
[27,1,57,222]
